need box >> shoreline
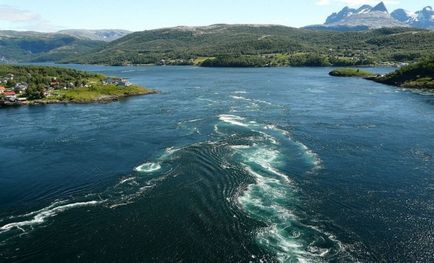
[62,62,402,68]
[0,91,158,108]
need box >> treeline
[200,53,376,67]
[0,65,102,88]
[201,56,268,67]
[68,25,434,67]
[375,56,434,89]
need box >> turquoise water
[0,66,433,262]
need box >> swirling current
[0,66,433,262]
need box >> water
[0,66,433,262]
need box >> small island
[0,65,156,107]
[329,68,376,78]
[329,57,434,90]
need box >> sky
[0,0,431,32]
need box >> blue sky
[0,0,430,32]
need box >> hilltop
[58,29,131,42]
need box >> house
[118,78,132,87]
[4,91,17,102]
[0,86,5,94]
[5,73,14,80]
[14,83,28,94]
[103,77,132,87]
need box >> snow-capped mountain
[391,6,434,29]
[306,2,434,31]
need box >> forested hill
[0,31,106,63]
[374,57,434,89]
[67,24,434,66]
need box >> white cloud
[0,5,41,22]
[0,5,59,32]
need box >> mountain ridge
[307,2,434,31]
[57,29,131,42]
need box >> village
[0,72,133,106]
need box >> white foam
[236,144,292,184]
[238,166,307,262]
[252,99,273,105]
[119,177,136,185]
[230,95,248,100]
[0,200,103,233]
[266,125,323,171]
[230,145,251,150]
[11,200,69,219]
[179,118,202,124]
[230,95,273,106]
[218,114,249,127]
[134,162,161,173]
[164,146,182,156]
[258,131,279,145]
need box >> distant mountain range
[0,29,131,63]
[0,7,433,66]
[1,24,433,66]
[57,29,131,42]
[306,2,434,31]
[391,6,434,30]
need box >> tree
[25,85,46,100]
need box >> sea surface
[0,66,433,262]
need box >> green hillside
[0,31,106,63]
[67,25,434,66]
[328,57,434,89]
[375,57,434,89]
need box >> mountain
[0,31,106,63]
[58,29,131,42]
[307,2,434,31]
[307,2,408,30]
[371,2,388,13]
[391,6,434,30]
[66,24,434,66]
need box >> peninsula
[0,65,156,107]
[329,57,434,89]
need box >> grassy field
[46,84,155,103]
[329,68,376,77]
[193,57,215,65]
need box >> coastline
[0,90,158,108]
[71,61,403,68]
